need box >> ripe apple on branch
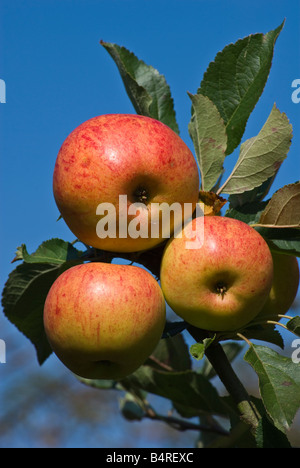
[43,262,166,380]
[2,21,300,448]
[160,216,274,332]
[53,113,199,253]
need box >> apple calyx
[133,185,150,204]
[215,282,228,299]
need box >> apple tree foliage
[2,20,300,448]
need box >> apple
[43,262,166,380]
[53,114,199,252]
[160,216,274,332]
[255,252,299,320]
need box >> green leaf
[286,316,300,338]
[148,334,192,372]
[14,239,84,264]
[255,415,292,448]
[11,245,25,263]
[244,344,300,432]
[228,173,279,209]
[1,263,61,364]
[238,324,285,350]
[123,366,227,418]
[188,93,227,191]
[227,201,299,257]
[1,244,85,364]
[100,41,179,134]
[189,343,206,361]
[257,182,300,229]
[190,335,216,361]
[198,21,285,155]
[225,201,268,225]
[256,227,300,257]
[218,104,292,195]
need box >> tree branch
[188,326,261,435]
[144,407,229,436]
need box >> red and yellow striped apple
[160,216,274,332]
[43,262,166,380]
[256,251,299,320]
[53,114,199,252]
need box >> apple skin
[160,216,274,332]
[53,114,199,252]
[256,252,299,320]
[43,262,166,380]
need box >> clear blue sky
[0,0,299,447]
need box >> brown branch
[188,325,261,435]
[144,407,229,436]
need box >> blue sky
[0,0,299,447]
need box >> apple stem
[188,326,261,435]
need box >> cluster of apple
[44,114,299,381]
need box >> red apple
[53,114,199,252]
[43,262,166,380]
[256,252,299,320]
[160,216,274,332]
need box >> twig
[144,408,229,436]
